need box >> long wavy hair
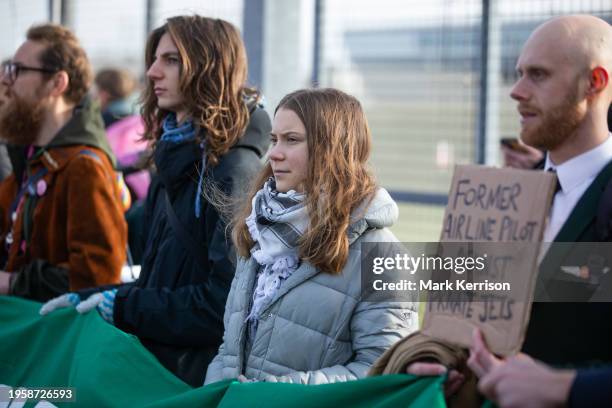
[140,15,256,166]
[233,88,378,274]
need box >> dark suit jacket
[522,159,612,366]
[569,367,612,408]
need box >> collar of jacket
[553,158,612,243]
[45,96,116,167]
[154,106,271,192]
[154,137,202,191]
[27,145,103,174]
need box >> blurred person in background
[94,68,152,264]
[94,67,138,127]
[40,15,271,387]
[93,67,150,203]
[0,24,127,300]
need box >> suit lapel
[537,159,612,295]
[553,159,612,243]
[553,185,599,243]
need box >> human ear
[49,71,69,97]
[587,66,609,96]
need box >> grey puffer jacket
[205,188,418,385]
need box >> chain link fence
[1,0,610,241]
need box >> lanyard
[9,167,48,217]
[4,166,48,251]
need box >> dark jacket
[569,367,612,408]
[110,107,270,387]
[522,159,612,366]
[0,98,126,301]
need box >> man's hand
[468,329,576,408]
[0,271,11,295]
[467,329,502,378]
[406,363,465,397]
[477,357,575,408]
[501,143,544,169]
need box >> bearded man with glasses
[0,24,127,301]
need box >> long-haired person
[40,15,271,387]
[205,88,417,385]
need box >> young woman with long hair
[40,15,271,387]
[205,88,417,384]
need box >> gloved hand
[39,293,81,315]
[76,289,117,324]
[39,289,117,324]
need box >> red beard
[520,84,584,151]
[0,89,46,146]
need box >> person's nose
[269,142,285,162]
[146,60,163,81]
[510,76,529,102]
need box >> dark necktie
[547,168,562,194]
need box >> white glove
[76,289,117,324]
[39,293,80,315]
[75,292,104,313]
[39,290,117,324]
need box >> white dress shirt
[543,133,612,242]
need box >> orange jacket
[0,144,127,296]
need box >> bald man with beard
[464,15,612,408]
[513,13,612,363]
[405,14,612,405]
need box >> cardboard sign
[422,165,556,356]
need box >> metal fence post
[243,0,265,89]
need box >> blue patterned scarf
[160,113,206,218]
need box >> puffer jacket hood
[347,188,399,244]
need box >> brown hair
[95,68,136,102]
[27,24,92,104]
[140,15,255,166]
[233,88,378,274]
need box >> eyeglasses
[2,62,59,84]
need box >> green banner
[0,296,446,407]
